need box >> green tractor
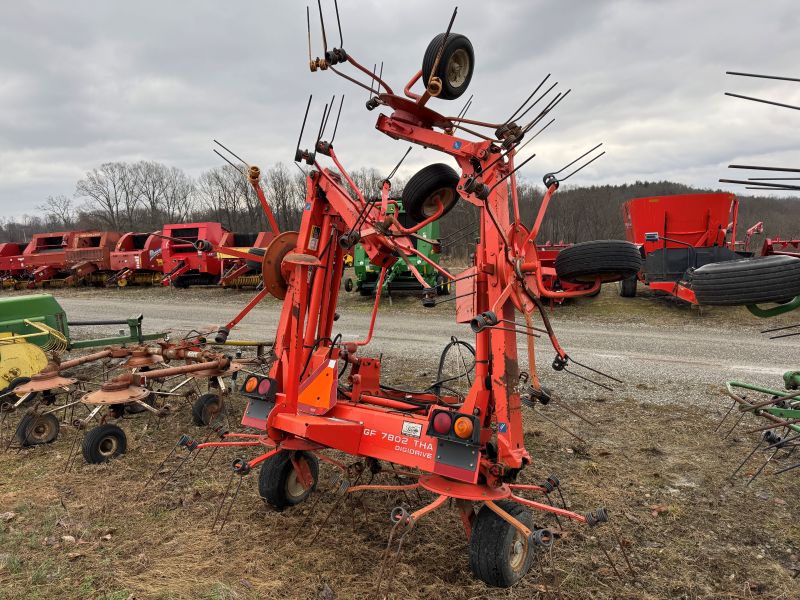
[344,200,450,297]
[0,293,164,392]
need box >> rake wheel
[258,450,319,510]
[191,393,224,426]
[15,413,60,446]
[82,423,127,464]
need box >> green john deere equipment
[345,200,449,297]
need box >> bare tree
[36,195,75,229]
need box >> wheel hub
[446,49,470,87]
[99,436,118,457]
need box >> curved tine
[330,95,345,143]
[213,140,248,166]
[295,95,313,156]
[504,74,551,124]
[725,92,800,111]
[514,81,559,125]
[316,0,328,53]
[560,151,606,183]
[726,70,800,83]
[330,65,375,94]
[333,0,344,47]
[522,89,571,134]
[551,143,603,176]
[314,102,330,145]
[385,147,412,182]
[306,6,313,61]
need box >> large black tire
[422,33,475,100]
[469,500,537,587]
[403,163,460,224]
[2,376,38,405]
[245,247,266,272]
[620,275,638,298]
[258,450,319,510]
[82,424,127,464]
[689,255,800,306]
[344,278,354,293]
[191,393,224,426]
[555,240,642,284]
[15,413,60,446]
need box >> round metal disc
[262,231,299,300]
[16,375,78,393]
[418,474,511,501]
[82,386,151,405]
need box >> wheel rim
[508,531,528,572]
[30,417,55,443]
[285,459,309,500]
[98,435,119,457]
[446,49,470,88]
[423,188,455,218]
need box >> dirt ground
[1,284,799,599]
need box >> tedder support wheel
[82,424,127,464]
[469,500,537,587]
[191,393,224,426]
[15,413,60,446]
[689,254,800,306]
[555,240,642,284]
[258,450,319,510]
[344,277,354,293]
[620,274,638,298]
[403,163,460,224]
[422,33,475,100]
[245,247,266,272]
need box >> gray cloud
[1,0,799,218]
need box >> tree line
[1,160,797,258]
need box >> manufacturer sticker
[452,140,463,150]
[309,226,321,251]
[401,421,422,438]
[498,422,508,433]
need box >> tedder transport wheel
[245,247,266,272]
[689,255,800,306]
[258,450,319,510]
[403,164,460,224]
[82,424,127,464]
[422,33,475,100]
[191,393,224,426]
[620,275,638,298]
[469,500,538,587]
[344,277,354,292]
[555,240,642,284]
[15,413,60,446]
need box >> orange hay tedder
[156,4,641,587]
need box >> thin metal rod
[725,92,800,111]
[330,95,345,143]
[729,164,800,173]
[551,143,603,176]
[504,74,551,124]
[385,147,412,182]
[213,139,248,166]
[333,0,344,47]
[727,71,800,83]
[720,178,800,191]
[486,153,537,195]
[213,150,245,175]
[296,95,313,156]
[560,151,606,182]
[317,0,328,53]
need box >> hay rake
[151,3,644,588]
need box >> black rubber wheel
[344,277,354,293]
[15,413,60,446]
[422,33,475,100]
[125,391,155,414]
[82,424,127,464]
[620,275,637,298]
[258,450,319,510]
[246,247,266,272]
[469,500,537,587]
[403,163,460,224]
[555,240,642,284]
[689,255,800,306]
[3,376,38,405]
[436,272,452,296]
[191,393,224,426]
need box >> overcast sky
[1,0,799,219]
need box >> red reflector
[432,412,452,435]
[257,378,272,396]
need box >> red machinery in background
[621,193,753,303]
[0,242,26,288]
[19,231,79,287]
[64,230,121,285]
[217,231,275,288]
[108,232,164,287]
[160,222,228,287]
[762,236,800,259]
